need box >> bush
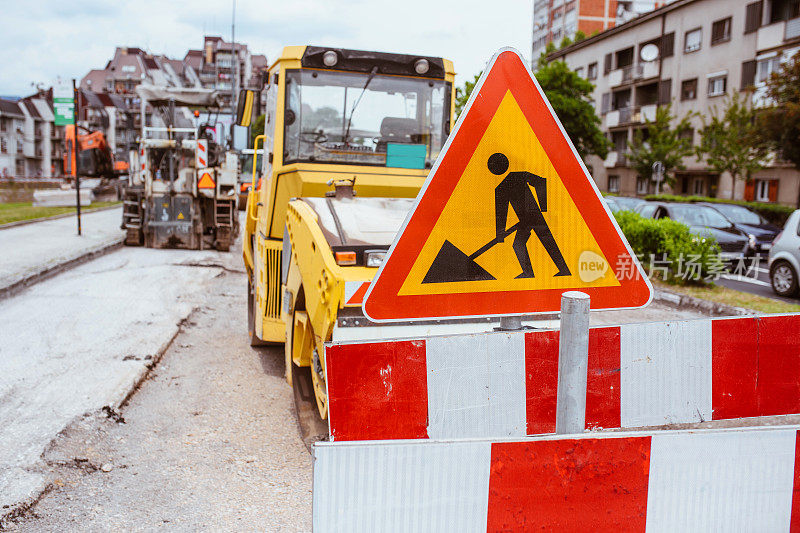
[614,210,723,285]
[643,193,795,226]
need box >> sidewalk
[0,207,125,297]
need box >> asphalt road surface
[717,258,800,306]
[1,240,311,531]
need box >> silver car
[768,209,800,297]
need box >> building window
[684,28,702,53]
[637,177,649,195]
[575,66,584,78]
[680,128,695,146]
[744,1,764,33]
[0,138,6,154]
[708,74,727,96]
[587,62,598,80]
[757,56,781,83]
[755,179,779,202]
[711,17,732,44]
[565,7,576,25]
[681,78,698,100]
[616,47,635,69]
[608,175,620,193]
[693,178,705,196]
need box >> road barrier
[313,425,800,532]
[325,314,800,441]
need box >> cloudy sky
[0,0,532,96]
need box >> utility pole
[231,0,237,119]
[72,79,81,236]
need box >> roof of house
[81,69,109,90]
[0,98,23,117]
[30,98,54,121]
[22,99,41,119]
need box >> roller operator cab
[243,46,455,419]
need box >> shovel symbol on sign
[422,224,519,283]
[422,153,571,284]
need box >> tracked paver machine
[123,85,239,251]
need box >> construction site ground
[0,212,742,530]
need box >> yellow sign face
[398,91,620,296]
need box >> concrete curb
[0,203,121,231]
[653,287,754,317]
[113,311,195,410]
[0,237,125,301]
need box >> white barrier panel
[313,426,800,532]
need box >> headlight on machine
[748,233,757,249]
[365,250,386,268]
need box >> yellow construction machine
[241,46,455,426]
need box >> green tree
[535,60,610,159]
[573,30,587,43]
[626,105,694,188]
[249,114,266,148]
[453,60,609,159]
[696,92,769,200]
[759,53,800,205]
[455,72,481,118]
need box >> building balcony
[756,17,800,52]
[605,104,658,128]
[608,62,659,88]
[604,151,628,168]
[758,22,785,50]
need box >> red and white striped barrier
[325,314,800,441]
[196,139,208,168]
[313,426,800,532]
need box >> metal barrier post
[555,291,590,434]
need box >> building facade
[0,94,64,178]
[78,38,268,158]
[532,0,671,59]
[548,0,800,205]
[185,36,268,112]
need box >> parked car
[612,196,646,212]
[768,209,800,297]
[604,196,620,213]
[637,202,750,261]
[700,203,780,255]
[634,201,659,218]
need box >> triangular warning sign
[363,48,651,322]
[198,171,215,189]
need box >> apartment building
[0,99,25,178]
[548,0,800,205]
[532,0,671,59]
[0,95,63,178]
[78,38,268,156]
[185,36,268,111]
